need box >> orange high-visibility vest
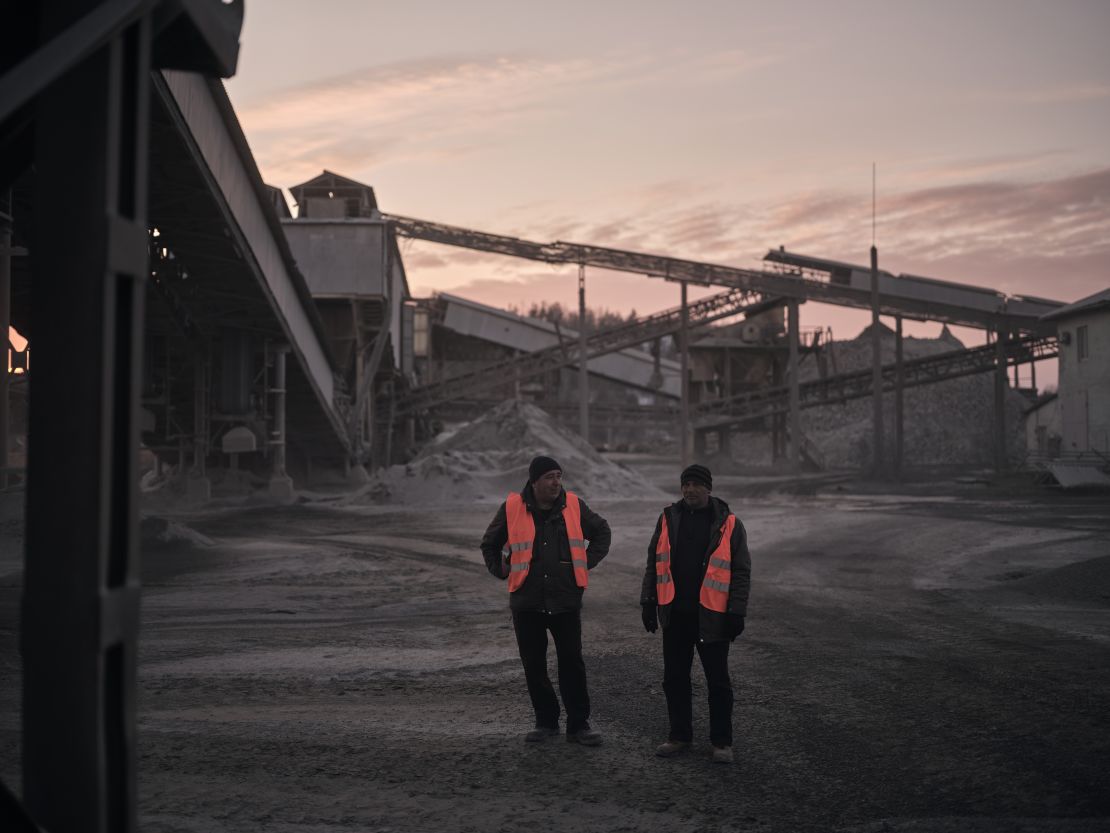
[655,512,736,613]
[503,491,589,592]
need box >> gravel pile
[360,400,664,503]
[800,326,1029,468]
[729,325,1029,469]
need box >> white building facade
[1044,290,1110,454]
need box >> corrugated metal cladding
[159,70,335,411]
[282,221,387,297]
[440,294,681,397]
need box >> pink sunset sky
[224,0,1109,383]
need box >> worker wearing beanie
[480,454,611,745]
[640,463,751,763]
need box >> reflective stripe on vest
[699,514,736,612]
[655,515,675,605]
[655,511,736,613]
[503,491,589,592]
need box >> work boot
[655,739,691,757]
[711,744,734,764]
[524,725,560,743]
[565,723,603,746]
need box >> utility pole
[870,165,884,478]
[787,298,801,468]
[895,314,904,479]
[578,263,589,442]
[680,280,690,467]
[870,243,884,477]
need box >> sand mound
[360,400,665,504]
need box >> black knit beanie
[528,455,562,483]
[680,463,713,491]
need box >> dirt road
[2,474,1109,832]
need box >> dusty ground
[2,463,1109,832]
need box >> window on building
[1077,325,1088,361]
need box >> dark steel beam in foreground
[17,2,242,830]
[22,7,152,830]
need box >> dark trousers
[512,609,590,733]
[662,608,733,746]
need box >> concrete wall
[1056,309,1110,453]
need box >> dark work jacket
[481,482,611,613]
[640,495,751,642]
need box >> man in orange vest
[640,463,751,763]
[480,455,612,745]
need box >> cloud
[901,151,1068,185]
[969,83,1110,105]
[683,47,784,82]
[235,54,631,185]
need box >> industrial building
[0,3,1103,830]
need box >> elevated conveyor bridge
[384,215,1062,333]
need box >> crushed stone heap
[797,325,1029,468]
[361,400,664,503]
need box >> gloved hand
[641,603,658,634]
[727,614,745,641]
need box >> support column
[869,244,884,477]
[0,189,10,490]
[994,329,1008,473]
[269,345,294,499]
[578,263,589,443]
[787,299,801,469]
[187,357,210,503]
[723,345,732,402]
[895,315,904,478]
[22,11,152,832]
[680,281,690,467]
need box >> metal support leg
[680,281,690,467]
[994,329,1008,473]
[22,10,151,831]
[187,356,210,502]
[787,299,800,468]
[895,315,904,478]
[269,345,294,499]
[577,264,589,443]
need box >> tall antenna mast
[872,162,876,247]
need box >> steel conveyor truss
[696,333,1059,428]
[398,286,767,413]
[384,214,1050,331]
